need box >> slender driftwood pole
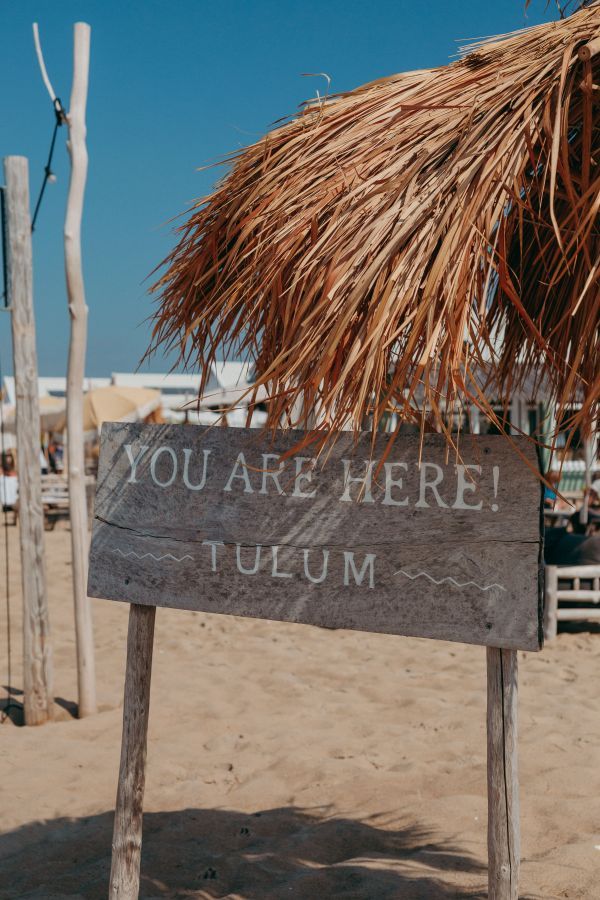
[487,647,519,900]
[3,156,53,725]
[64,22,96,717]
[110,604,156,899]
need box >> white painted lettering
[150,446,178,488]
[260,454,286,495]
[303,548,329,583]
[415,462,448,508]
[202,540,224,572]
[292,457,317,499]
[236,543,261,574]
[124,443,149,483]
[271,545,293,578]
[224,452,254,493]
[453,464,483,510]
[382,461,409,506]
[183,448,211,490]
[339,459,377,503]
[343,551,376,588]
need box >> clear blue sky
[1,0,556,376]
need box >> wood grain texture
[487,647,519,900]
[4,156,53,725]
[109,603,156,900]
[88,424,543,650]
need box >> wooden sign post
[88,423,543,899]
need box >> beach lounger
[41,474,96,531]
[41,475,70,530]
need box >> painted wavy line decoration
[394,569,506,593]
[112,548,193,563]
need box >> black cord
[0,187,7,308]
[0,187,11,722]
[31,97,66,234]
[0,347,13,723]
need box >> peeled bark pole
[487,647,520,900]
[109,604,156,899]
[3,156,53,725]
[65,22,96,717]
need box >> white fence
[544,564,600,640]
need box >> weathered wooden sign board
[89,423,543,651]
[90,422,543,900]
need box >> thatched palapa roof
[150,6,600,450]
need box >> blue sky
[1,0,556,376]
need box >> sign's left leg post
[109,603,156,900]
[487,647,520,900]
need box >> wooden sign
[88,423,543,651]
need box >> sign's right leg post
[109,603,156,900]
[486,647,520,900]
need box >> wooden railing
[544,564,600,640]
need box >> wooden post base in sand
[109,604,156,900]
[487,647,519,900]
[107,625,521,900]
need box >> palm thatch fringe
[149,5,600,456]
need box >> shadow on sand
[0,805,490,899]
[0,686,78,726]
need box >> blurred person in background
[571,480,600,534]
[0,451,18,521]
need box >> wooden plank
[556,590,600,601]
[109,603,156,900]
[487,647,519,900]
[3,156,53,725]
[553,565,600,578]
[88,424,544,651]
[543,565,558,642]
[557,608,600,621]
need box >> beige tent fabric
[54,386,162,437]
[38,396,68,431]
[3,396,66,433]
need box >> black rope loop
[31,97,67,233]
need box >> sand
[0,523,599,899]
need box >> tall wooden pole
[110,604,156,899]
[65,22,96,717]
[487,647,520,899]
[3,156,53,725]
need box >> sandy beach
[0,522,599,899]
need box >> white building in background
[111,361,258,424]
[2,376,110,405]
[1,361,265,429]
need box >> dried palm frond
[148,5,600,454]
